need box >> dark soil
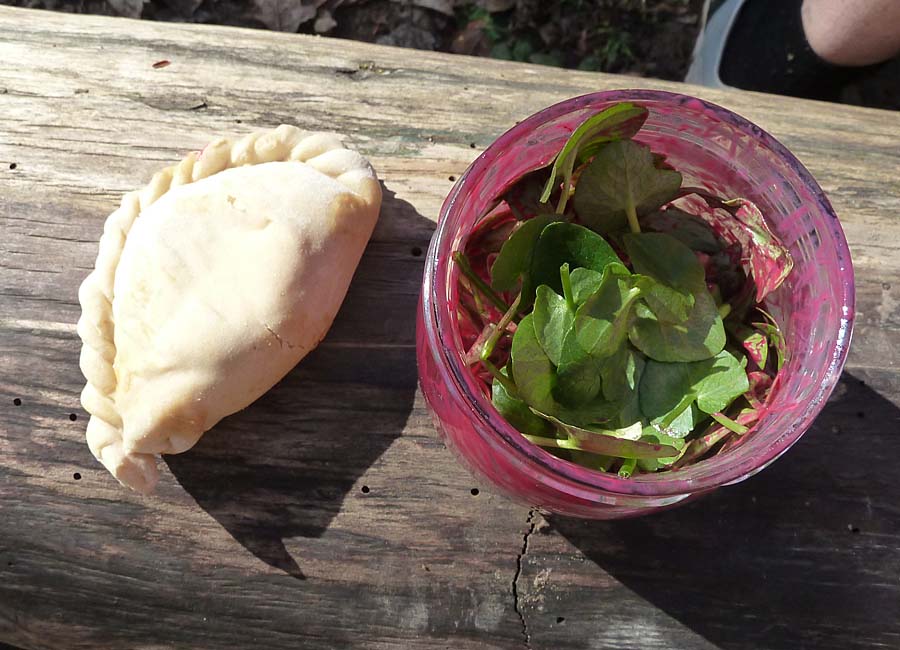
[1,0,706,81]
[4,0,898,109]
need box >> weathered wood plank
[1,6,900,650]
[532,368,900,650]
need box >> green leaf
[532,285,573,366]
[555,329,602,407]
[490,214,558,292]
[527,417,678,459]
[629,290,725,362]
[511,38,534,62]
[637,429,685,471]
[624,232,706,293]
[529,222,623,298]
[598,344,639,402]
[569,267,604,305]
[574,264,641,359]
[510,313,557,413]
[553,396,620,429]
[492,369,555,436]
[692,352,751,414]
[624,231,711,324]
[573,140,683,234]
[602,346,646,427]
[642,208,723,254]
[663,402,700,438]
[539,103,649,213]
[639,350,750,430]
[638,360,691,424]
[632,276,693,324]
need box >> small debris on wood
[152,59,171,69]
[188,101,208,110]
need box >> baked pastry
[77,126,382,493]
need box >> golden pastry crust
[77,126,382,494]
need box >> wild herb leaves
[533,284,574,365]
[573,140,683,234]
[574,264,641,358]
[495,226,745,469]
[491,214,558,292]
[539,102,649,214]
[640,350,750,430]
[624,233,706,294]
[530,223,621,296]
[510,313,557,414]
[624,232,725,362]
[491,370,554,437]
[457,101,792,477]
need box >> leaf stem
[560,263,576,313]
[718,303,732,320]
[618,458,637,478]
[554,158,577,214]
[710,411,750,435]
[659,393,695,429]
[453,251,510,313]
[673,426,732,469]
[480,294,522,362]
[524,434,574,448]
[625,198,641,234]
[483,359,518,396]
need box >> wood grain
[1,6,900,650]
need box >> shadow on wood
[550,371,900,650]
[165,186,435,579]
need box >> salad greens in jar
[454,102,793,477]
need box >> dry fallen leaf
[314,9,338,33]
[407,0,455,17]
[251,0,327,32]
[106,0,144,18]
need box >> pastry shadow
[165,187,435,579]
[548,372,898,650]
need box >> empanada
[77,126,382,494]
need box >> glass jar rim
[423,89,855,498]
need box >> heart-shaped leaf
[510,313,557,413]
[529,222,622,298]
[639,349,750,429]
[642,207,723,254]
[554,329,602,407]
[533,284,573,366]
[569,267,605,305]
[574,264,641,359]
[629,290,725,362]
[491,213,559,292]
[491,368,555,436]
[573,140,683,234]
[540,102,650,213]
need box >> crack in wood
[512,508,536,649]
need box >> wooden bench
[2,6,899,649]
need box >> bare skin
[802,0,900,66]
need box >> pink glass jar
[416,90,854,518]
